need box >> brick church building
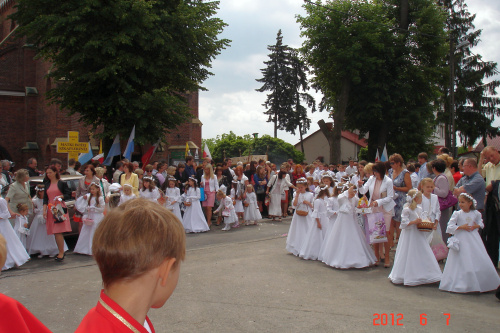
[0,0,202,170]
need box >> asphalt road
[1,218,499,332]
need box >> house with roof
[294,122,368,164]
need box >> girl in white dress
[74,183,105,255]
[286,179,314,256]
[164,178,182,222]
[420,178,447,261]
[315,173,335,198]
[27,185,67,258]
[182,177,209,233]
[214,190,239,231]
[118,184,136,206]
[244,185,261,225]
[230,180,244,224]
[319,187,340,262]
[0,186,30,270]
[389,190,442,285]
[300,184,329,260]
[321,183,377,269]
[439,193,500,293]
[14,204,30,249]
[139,177,161,203]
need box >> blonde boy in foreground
[76,198,185,333]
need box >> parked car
[29,174,83,237]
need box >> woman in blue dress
[389,154,412,248]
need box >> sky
[198,0,500,147]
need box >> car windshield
[66,179,80,193]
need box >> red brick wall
[1,1,202,169]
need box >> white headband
[459,193,477,208]
[406,192,419,203]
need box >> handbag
[437,190,458,211]
[434,175,458,210]
[200,187,205,202]
[363,212,388,244]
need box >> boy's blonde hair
[420,177,434,188]
[93,199,185,288]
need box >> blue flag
[103,134,121,166]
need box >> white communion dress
[74,196,105,255]
[439,210,500,293]
[389,205,442,286]
[286,191,314,256]
[182,187,209,233]
[321,191,376,269]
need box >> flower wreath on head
[296,177,307,185]
[459,193,477,208]
[406,192,419,203]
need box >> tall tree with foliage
[437,0,500,148]
[11,0,230,147]
[256,30,292,138]
[299,0,448,162]
[285,49,315,153]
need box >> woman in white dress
[182,177,209,233]
[389,190,442,285]
[164,178,182,222]
[321,183,377,269]
[439,193,500,293]
[139,177,161,203]
[286,179,314,256]
[244,185,262,225]
[300,184,329,260]
[27,185,67,257]
[267,164,295,222]
[0,186,30,270]
[74,183,105,255]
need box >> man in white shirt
[345,160,357,175]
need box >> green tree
[284,49,315,154]
[11,0,230,147]
[203,132,304,164]
[437,0,500,149]
[256,30,292,138]
[256,31,315,142]
[298,0,447,162]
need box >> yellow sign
[57,131,88,160]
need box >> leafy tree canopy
[203,132,304,164]
[11,0,230,145]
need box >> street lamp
[449,39,470,158]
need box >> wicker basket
[417,220,434,232]
[184,201,192,207]
[296,210,308,216]
[243,202,249,207]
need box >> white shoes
[222,224,231,231]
